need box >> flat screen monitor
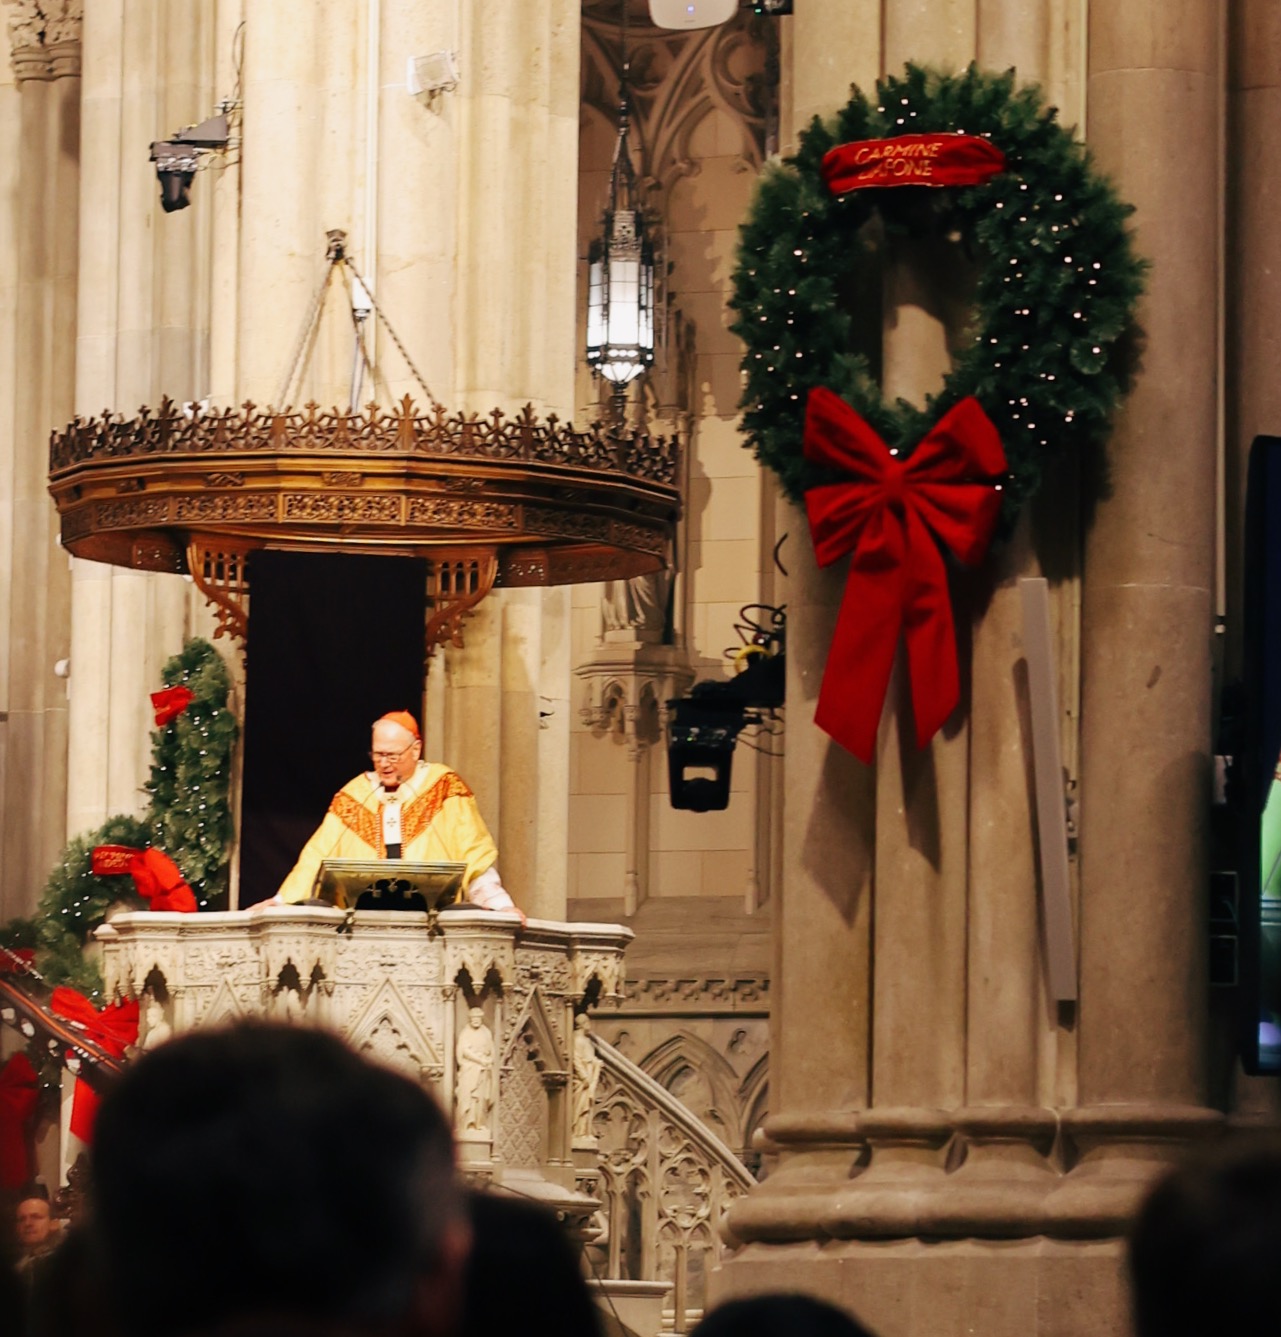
[1239,435,1281,1074]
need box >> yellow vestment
[277,761,498,904]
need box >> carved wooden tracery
[187,537,253,645]
[47,396,681,656]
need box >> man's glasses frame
[369,741,419,764]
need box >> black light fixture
[149,112,231,213]
[666,607,786,811]
[586,1,656,418]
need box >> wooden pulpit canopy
[47,396,680,651]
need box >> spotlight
[666,605,786,812]
[149,113,231,213]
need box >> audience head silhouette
[89,1021,468,1337]
[1128,1134,1281,1337]
[690,1293,878,1337]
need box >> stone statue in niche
[272,985,306,1022]
[601,571,671,641]
[572,1013,603,1140]
[455,1006,496,1132]
[138,996,172,1051]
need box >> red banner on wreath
[821,133,1006,194]
[803,387,1007,763]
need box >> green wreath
[729,63,1145,531]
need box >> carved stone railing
[577,1035,756,1334]
[94,906,631,1216]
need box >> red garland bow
[91,845,198,913]
[0,946,36,974]
[50,988,139,1142]
[151,684,194,726]
[803,386,1007,763]
[821,133,1007,194]
[0,1052,38,1190]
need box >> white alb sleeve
[467,865,517,913]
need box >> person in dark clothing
[690,1293,879,1337]
[89,1021,469,1337]
[459,1190,600,1337]
[1128,1134,1281,1337]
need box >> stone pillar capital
[4,1,81,82]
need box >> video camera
[666,605,785,812]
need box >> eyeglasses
[369,742,418,764]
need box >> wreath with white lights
[729,62,1146,532]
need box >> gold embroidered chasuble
[277,760,499,904]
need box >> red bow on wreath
[0,1052,38,1190]
[151,684,194,726]
[803,386,1007,763]
[50,988,139,1143]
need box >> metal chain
[342,255,444,413]
[272,238,443,415]
[274,259,338,409]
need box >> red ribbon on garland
[803,386,1007,763]
[0,1052,38,1190]
[0,946,35,974]
[91,845,198,913]
[49,988,139,1142]
[821,132,1006,194]
[151,684,195,726]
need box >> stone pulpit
[94,906,632,1211]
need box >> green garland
[729,63,1146,531]
[0,638,237,999]
[147,638,238,909]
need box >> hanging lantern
[586,10,656,389]
[586,206,655,386]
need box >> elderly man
[275,711,519,916]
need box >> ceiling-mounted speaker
[648,0,737,30]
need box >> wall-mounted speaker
[648,0,737,31]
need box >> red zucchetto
[376,710,420,739]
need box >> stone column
[0,5,77,916]
[68,0,214,832]
[719,7,882,1246]
[499,588,542,912]
[717,2,1220,1333]
[1064,0,1223,1208]
[1226,3,1281,674]
[535,584,572,917]
[439,0,581,915]
[0,28,20,919]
